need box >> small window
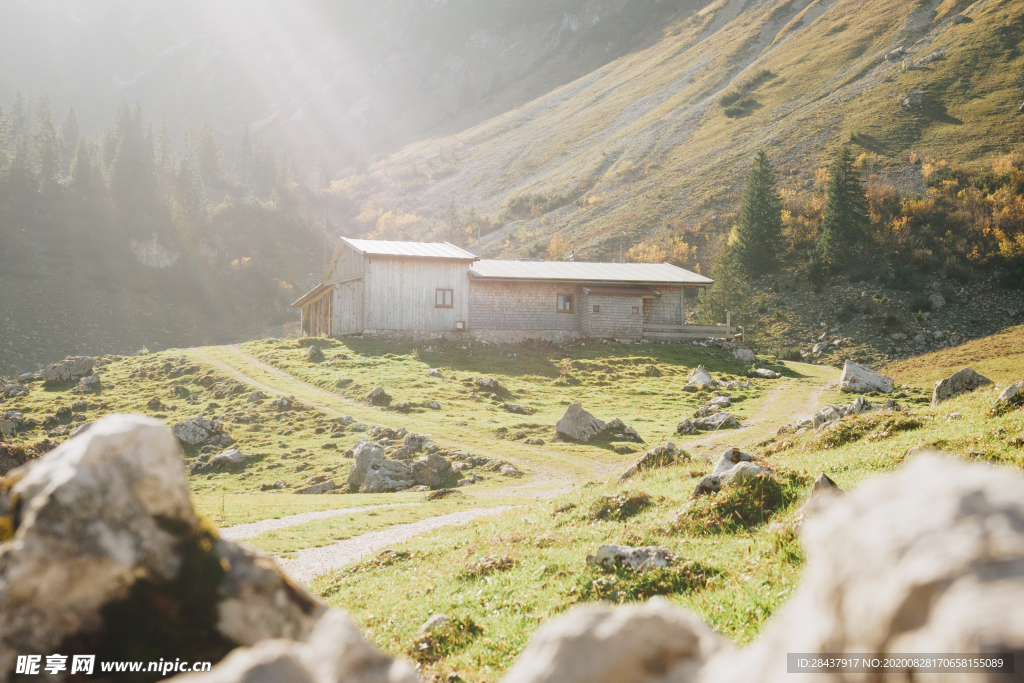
[632,306,640,314]
[557,294,574,313]
[593,304,601,313]
[435,289,453,308]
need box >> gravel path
[277,506,517,583]
[219,503,424,540]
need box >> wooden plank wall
[330,244,365,280]
[363,257,470,332]
[332,280,364,335]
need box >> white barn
[293,238,732,342]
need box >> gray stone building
[293,238,732,342]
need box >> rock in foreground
[0,415,324,681]
[555,403,607,442]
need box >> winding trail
[276,506,517,583]
[219,503,424,540]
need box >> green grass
[883,324,1024,388]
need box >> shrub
[810,413,923,450]
[588,491,653,521]
[774,347,802,362]
[462,554,514,578]
[575,560,722,603]
[675,471,803,534]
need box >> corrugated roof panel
[342,238,477,260]
[470,260,712,285]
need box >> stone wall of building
[469,281,580,331]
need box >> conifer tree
[58,105,81,174]
[34,95,61,195]
[196,121,225,187]
[235,124,254,189]
[733,150,783,275]
[817,145,869,269]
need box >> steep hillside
[336,0,1024,259]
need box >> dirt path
[219,503,424,541]
[277,506,517,583]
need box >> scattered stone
[75,373,102,394]
[305,345,324,362]
[885,46,905,61]
[426,400,441,409]
[684,365,716,391]
[0,420,14,439]
[2,381,27,399]
[393,401,412,412]
[425,488,463,500]
[171,416,231,448]
[619,442,684,482]
[555,403,607,442]
[752,368,781,379]
[271,397,291,411]
[900,87,924,109]
[931,367,993,406]
[605,418,643,442]
[427,368,444,379]
[929,291,946,309]
[694,447,767,495]
[206,446,252,471]
[55,405,72,421]
[504,403,534,415]
[499,464,522,478]
[992,379,1024,415]
[733,348,756,363]
[247,391,266,403]
[812,341,829,355]
[347,440,416,493]
[296,477,335,495]
[709,396,731,408]
[40,356,94,384]
[476,377,501,392]
[839,360,894,394]
[365,386,390,406]
[586,545,677,572]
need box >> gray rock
[931,367,994,406]
[171,416,227,447]
[306,345,324,362]
[711,446,760,475]
[427,368,444,379]
[929,291,946,309]
[504,403,534,415]
[499,464,522,478]
[684,365,716,391]
[0,420,14,438]
[733,348,756,363]
[417,613,453,635]
[752,368,781,379]
[885,46,905,61]
[709,396,731,408]
[426,400,441,409]
[0,415,324,679]
[501,598,728,683]
[170,610,418,683]
[348,440,416,493]
[694,460,770,496]
[812,341,829,355]
[812,405,842,430]
[296,477,335,495]
[695,412,739,430]
[901,87,924,109]
[586,545,677,572]
[619,442,681,482]
[425,452,451,472]
[2,382,27,399]
[403,433,428,451]
[993,379,1024,414]
[206,446,251,470]
[40,356,94,384]
[555,403,607,442]
[476,377,501,391]
[839,360,894,394]
[247,391,266,403]
[69,422,93,437]
[524,437,544,445]
[365,386,390,406]
[411,460,441,488]
[675,419,698,435]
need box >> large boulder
[838,360,894,394]
[170,610,418,683]
[931,367,994,406]
[347,441,416,493]
[733,348,756,363]
[555,403,607,442]
[365,387,390,406]
[0,415,325,681]
[684,365,716,392]
[501,598,729,683]
[694,448,767,496]
[700,454,1024,683]
[39,356,95,385]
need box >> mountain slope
[348,0,1024,259]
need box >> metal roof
[342,238,477,260]
[470,260,712,286]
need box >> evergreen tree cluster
[0,93,323,333]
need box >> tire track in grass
[276,506,518,583]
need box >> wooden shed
[293,238,732,342]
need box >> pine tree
[59,105,81,174]
[251,131,277,198]
[109,101,158,237]
[235,124,254,189]
[34,95,61,195]
[196,121,224,187]
[817,145,869,269]
[69,138,105,206]
[733,150,783,275]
